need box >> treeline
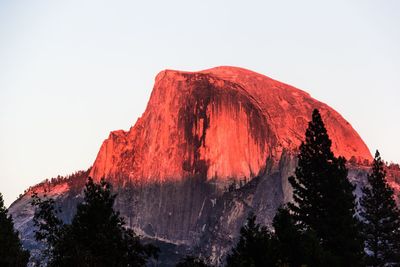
[19,169,91,200]
[1,109,400,266]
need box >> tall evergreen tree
[273,206,331,267]
[273,206,304,266]
[0,192,30,267]
[226,213,278,267]
[359,150,400,266]
[32,178,158,267]
[288,109,363,266]
[273,206,316,267]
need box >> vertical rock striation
[90,66,372,185]
[10,66,385,266]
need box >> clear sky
[0,0,399,206]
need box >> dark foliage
[226,213,278,267]
[0,192,30,267]
[288,109,364,266]
[359,150,400,266]
[226,209,331,267]
[32,177,158,267]
[273,206,302,265]
[31,192,63,262]
[273,206,328,267]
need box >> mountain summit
[10,67,388,266]
[90,66,372,184]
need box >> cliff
[9,66,390,266]
[90,66,372,185]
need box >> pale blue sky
[0,0,399,206]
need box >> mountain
[90,66,371,184]
[8,66,399,266]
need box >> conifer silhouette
[359,150,400,266]
[288,109,363,266]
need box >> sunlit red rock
[9,66,396,266]
[90,66,372,184]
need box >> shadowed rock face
[9,67,383,266]
[90,66,372,185]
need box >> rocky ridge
[90,66,372,185]
[9,66,398,266]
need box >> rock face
[10,66,387,266]
[90,66,372,185]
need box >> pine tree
[31,192,64,263]
[288,109,363,266]
[359,150,400,266]
[0,192,30,267]
[226,213,278,267]
[288,109,335,231]
[273,206,304,266]
[273,206,326,267]
[32,178,159,267]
